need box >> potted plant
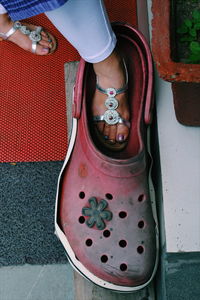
[152,0,200,126]
[152,0,200,82]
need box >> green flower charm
[82,197,112,230]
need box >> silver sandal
[93,61,130,129]
[0,21,43,53]
[93,83,130,128]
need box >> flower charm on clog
[82,197,112,230]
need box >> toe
[40,34,50,43]
[41,31,54,44]
[96,122,104,135]
[103,124,110,140]
[41,30,49,39]
[116,124,129,143]
[109,125,117,143]
[39,39,52,49]
[35,44,50,55]
[46,32,57,52]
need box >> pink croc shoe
[55,23,159,292]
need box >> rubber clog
[55,23,159,292]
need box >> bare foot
[0,13,56,55]
[93,50,129,145]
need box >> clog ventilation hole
[78,192,146,272]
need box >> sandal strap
[0,25,17,40]
[96,82,128,95]
[96,60,128,96]
[0,21,43,54]
[0,21,30,40]
[30,26,43,53]
[93,114,130,128]
[94,60,130,127]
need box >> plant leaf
[188,53,200,63]
[192,10,200,21]
[177,24,188,34]
[184,19,193,28]
[180,36,193,42]
[189,28,197,37]
[190,41,200,53]
[194,23,200,30]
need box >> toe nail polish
[117,134,125,142]
[42,48,49,53]
[104,135,109,140]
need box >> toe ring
[93,113,130,128]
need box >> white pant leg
[0,4,7,14]
[45,0,116,63]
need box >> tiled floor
[0,263,156,300]
[0,264,74,300]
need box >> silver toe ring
[93,113,130,128]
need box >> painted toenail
[104,135,109,140]
[117,134,125,142]
[42,48,49,53]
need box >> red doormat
[0,0,137,162]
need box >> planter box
[172,82,200,126]
[152,0,200,82]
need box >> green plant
[177,9,200,63]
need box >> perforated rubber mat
[0,0,137,162]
